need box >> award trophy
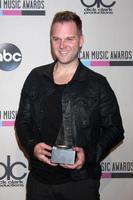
[51,103,76,164]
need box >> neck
[53,59,79,85]
[54,59,79,74]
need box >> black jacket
[15,61,124,179]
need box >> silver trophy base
[51,146,76,164]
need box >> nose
[59,40,65,49]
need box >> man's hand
[60,147,85,169]
[34,143,57,166]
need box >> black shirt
[31,83,73,184]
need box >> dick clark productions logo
[0,155,27,180]
[0,43,22,71]
[81,0,116,8]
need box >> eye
[51,37,60,42]
[66,37,74,41]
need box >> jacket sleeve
[15,70,39,157]
[95,77,124,163]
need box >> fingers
[34,144,85,169]
[34,143,57,166]
[60,160,82,169]
[60,147,85,169]
[34,143,51,157]
[60,163,78,169]
[39,154,57,166]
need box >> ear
[79,35,84,48]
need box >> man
[15,11,124,200]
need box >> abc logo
[0,43,22,71]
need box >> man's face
[51,21,84,65]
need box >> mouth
[59,51,69,56]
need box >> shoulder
[80,62,107,84]
[29,62,54,77]
[79,62,114,96]
[22,62,54,90]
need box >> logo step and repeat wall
[0,0,133,199]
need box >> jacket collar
[42,59,90,82]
